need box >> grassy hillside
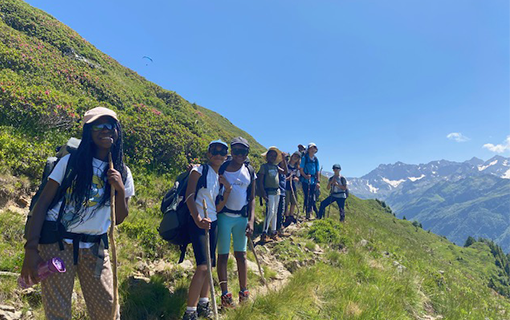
[0,0,265,182]
[1,1,510,319]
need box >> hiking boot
[221,292,235,309]
[197,301,213,319]
[278,229,291,237]
[260,234,273,244]
[182,311,198,320]
[239,289,250,303]
[271,233,282,241]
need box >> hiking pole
[248,237,270,292]
[108,153,119,320]
[202,199,218,320]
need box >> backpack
[329,176,349,198]
[300,155,319,184]
[158,164,210,263]
[218,160,256,216]
[24,138,81,238]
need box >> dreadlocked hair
[69,120,127,217]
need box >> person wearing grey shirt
[318,164,348,221]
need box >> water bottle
[18,257,66,289]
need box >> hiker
[258,146,287,243]
[318,164,348,221]
[21,107,135,320]
[297,144,306,158]
[183,140,231,320]
[216,137,256,308]
[284,151,301,226]
[276,152,288,237]
[300,143,320,219]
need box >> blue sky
[25,0,509,177]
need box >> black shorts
[188,218,218,267]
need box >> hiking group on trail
[20,107,349,320]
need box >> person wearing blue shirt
[299,143,320,219]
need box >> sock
[199,297,209,305]
[186,307,197,313]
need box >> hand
[245,222,254,237]
[194,216,212,230]
[306,174,311,180]
[107,168,125,193]
[219,175,232,190]
[21,249,44,285]
[293,177,299,182]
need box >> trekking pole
[108,153,119,320]
[202,199,218,320]
[248,237,270,292]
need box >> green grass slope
[0,0,265,181]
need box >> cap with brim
[231,137,250,148]
[209,139,228,149]
[298,144,305,149]
[83,107,118,126]
[307,142,318,151]
[261,146,283,164]
[332,164,341,170]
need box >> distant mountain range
[348,156,510,251]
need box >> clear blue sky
[25,0,509,177]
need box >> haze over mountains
[348,156,510,251]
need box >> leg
[39,243,76,320]
[77,245,118,320]
[231,217,249,292]
[216,214,232,294]
[302,183,310,219]
[269,194,279,233]
[276,194,285,231]
[336,198,346,221]
[319,196,335,219]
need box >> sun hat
[83,107,118,125]
[261,146,283,164]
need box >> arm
[327,178,334,191]
[216,175,232,212]
[107,168,129,224]
[246,178,256,236]
[185,170,211,229]
[278,155,288,175]
[21,179,59,284]
[257,170,268,201]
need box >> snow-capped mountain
[348,156,510,200]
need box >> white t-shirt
[47,154,135,248]
[191,164,220,222]
[222,165,256,216]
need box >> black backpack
[24,138,81,238]
[159,164,210,263]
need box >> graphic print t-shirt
[47,154,135,248]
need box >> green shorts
[217,213,248,255]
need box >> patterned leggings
[39,242,118,320]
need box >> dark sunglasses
[232,148,249,156]
[91,123,115,132]
[209,148,228,156]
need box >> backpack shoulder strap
[55,153,78,224]
[196,164,209,192]
[219,161,230,175]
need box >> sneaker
[271,233,282,241]
[260,234,273,244]
[221,292,235,309]
[197,301,213,319]
[239,289,250,303]
[182,311,198,320]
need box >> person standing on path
[21,107,135,320]
[318,164,348,221]
[216,137,256,308]
[299,143,320,220]
[182,140,232,320]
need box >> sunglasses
[91,123,115,132]
[209,148,228,156]
[232,148,249,156]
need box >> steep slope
[0,0,265,180]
